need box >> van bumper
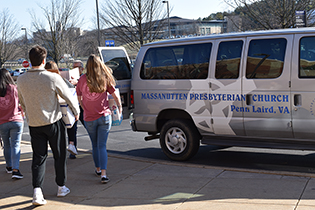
[130,119,137,131]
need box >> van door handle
[294,94,301,107]
[246,94,252,106]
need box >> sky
[1,0,232,37]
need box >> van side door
[243,35,293,138]
[210,38,245,136]
[291,35,315,139]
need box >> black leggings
[67,121,77,146]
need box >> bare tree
[0,9,20,67]
[77,30,99,57]
[30,0,83,64]
[225,0,315,30]
[100,0,168,51]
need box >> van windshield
[100,49,132,80]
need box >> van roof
[144,28,315,47]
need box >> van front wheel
[160,120,200,161]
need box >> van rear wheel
[160,120,200,161]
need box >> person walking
[68,59,85,158]
[70,59,84,86]
[71,60,85,125]
[76,54,121,184]
[17,45,80,206]
[44,61,79,158]
[0,68,24,179]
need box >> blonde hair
[86,54,116,93]
[44,61,60,75]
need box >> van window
[246,38,286,79]
[299,36,315,78]
[100,49,132,80]
[140,43,212,79]
[215,40,243,79]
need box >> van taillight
[130,90,134,107]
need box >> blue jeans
[85,115,111,170]
[0,121,24,170]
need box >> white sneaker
[67,144,78,155]
[32,197,47,206]
[57,186,70,197]
[32,189,47,206]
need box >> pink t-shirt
[76,74,115,122]
[0,84,23,124]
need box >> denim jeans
[85,115,111,170]
[0,121,24,170]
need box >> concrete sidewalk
[1,141,315,210]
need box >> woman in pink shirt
[0,68,24,179]
[76,55,121,184]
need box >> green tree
[225,0,315,30]
[202,12,228,21]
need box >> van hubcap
[165,127,187,154]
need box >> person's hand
[118,106,122,114]
[75,115,79,121]
[69,76,78,85]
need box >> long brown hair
[86,54,116,93]
[0,68,15,97]
[44,61,60,75]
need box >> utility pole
[21,27,28,59]
[96,0,101,46]
[162,1,171,38]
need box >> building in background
[159,16,227,38]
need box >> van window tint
[216,40,243,79]
[246,38,286,79]
[299,37,315,78]
[140,43,211,79]
[100,49,132,80]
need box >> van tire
[160,119,200,161]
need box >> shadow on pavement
[1,147,315,209]
[108,145,315,175]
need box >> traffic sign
[105,40,115,47]
[296,11,306,27]
[22,60,29,68]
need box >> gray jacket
[17,68,80,127]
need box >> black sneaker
[6,167,12,174]
[95,170,101,177]
[101,176,110,184]
[12,170,23,179]
[69,154,76,159]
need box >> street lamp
[162,1,171,38]
[21,27,28,59]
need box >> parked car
[60,54,74,63]
[17,58,25,64]
[12,68,28,80]
[5,68,14,76]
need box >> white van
[98,47,132,119]
[129,28,315,161]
